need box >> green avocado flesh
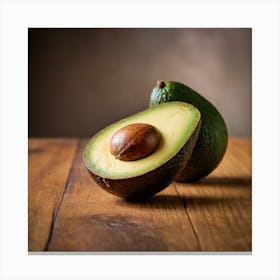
[150,81,228,182]
[84,102,201,180]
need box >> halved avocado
[83,102,201,200]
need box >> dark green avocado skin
[86,121,200,200]
[150,81,228,182]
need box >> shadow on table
[120,176,251,210]
[123,194,251,210]
[195,176,251,187]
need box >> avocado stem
[156,80,165,88]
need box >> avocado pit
[110,123,161,161]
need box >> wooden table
[28,138,252,252]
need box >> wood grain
[29,138,252,252]
[175,139,252,251]
[47,140,200,251]
[28,138,78,251]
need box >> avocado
[150,81,228,182]
[83,102,201,200]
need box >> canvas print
[28,28,252,252]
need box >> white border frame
[1,1,279,279]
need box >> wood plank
[28,138,78,251]
[175,138,252,251]
[47,140,200,251]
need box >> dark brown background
[28,28,251,137]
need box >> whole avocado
[150,80,228,182]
